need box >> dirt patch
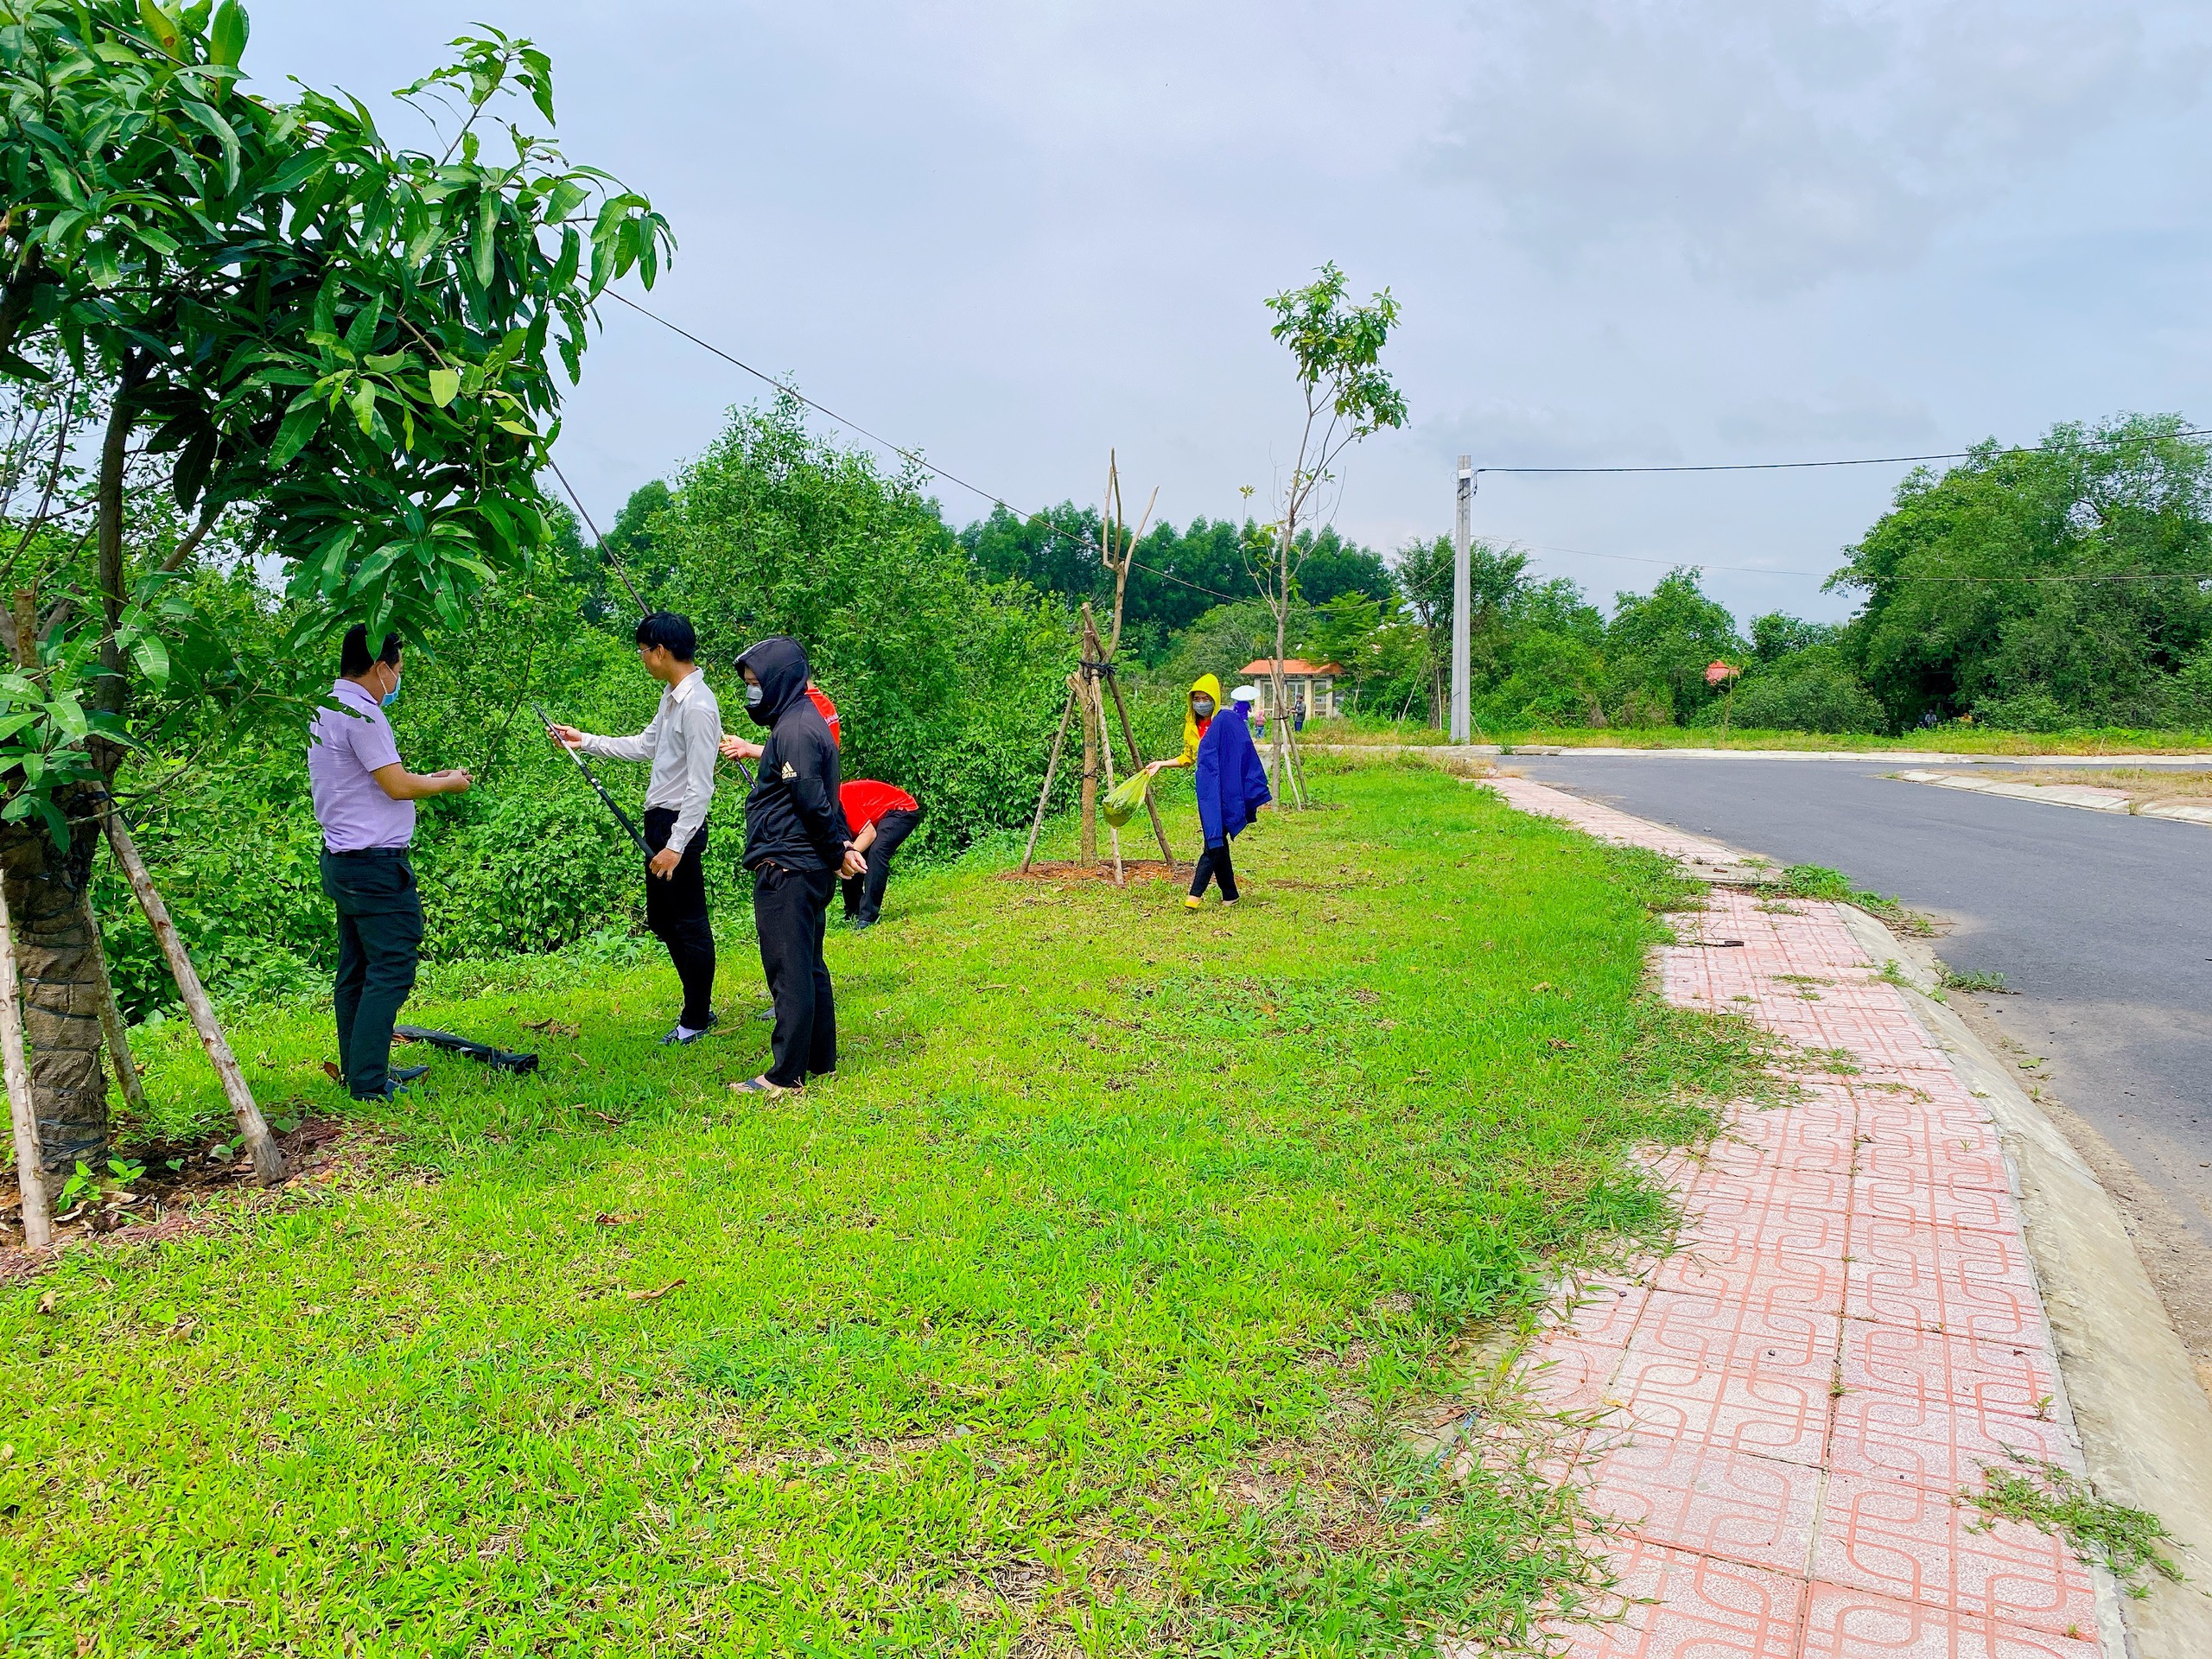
[1,1115,378,1281]
[999,860,1183,884]
[1968,767,2212,809]
[1948,992,2212,1410]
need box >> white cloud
[1433,0,2208,291]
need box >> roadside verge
[1841,908,2212,1656]
[1481,772,2212,1657]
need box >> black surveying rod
[530,699,651,858]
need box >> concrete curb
[1892,768,2212,827]
[1504,747,2212,763]
[1837,909,2212,1658]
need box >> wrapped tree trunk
[0,791,113,1180]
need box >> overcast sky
[251,1,2211,626]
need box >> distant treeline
[1226,412,2212,737]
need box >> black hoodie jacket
[735,637,852,874]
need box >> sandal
[728,1075,795,1096]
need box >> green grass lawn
[0,760,1762,1657]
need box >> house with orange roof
[1238,659,1343,721]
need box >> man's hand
[548,722,585,749]
[840,846,868,880]
[438,768,474,795]
[720,734,762,762]
[649,847,682,880]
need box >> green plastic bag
[1102,770,1152,829]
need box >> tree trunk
[1268,547,1303,809]
[1077,603,1100,862]
[0,791,111,1179]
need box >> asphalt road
[1510,755,2212,1247]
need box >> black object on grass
[394,1027,539,1076]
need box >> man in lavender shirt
[308,626,471,1099]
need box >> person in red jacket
[808,683,840,747]
[839,779,920,928]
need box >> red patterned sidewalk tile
[1838,1319,2060,1427]
[1799,1583,2101,1656]
[1828,1383,2083,1491]
[1849,1214,2037,1286]
[1720,1112,1861,1178]
[1846,1232,2051,1348]
[1581,1436,1822,1575]
[1679,1199,1855,1264]
[1854,1173,2021,1236]
[1524,1335,1633,1416]
[1809,1472,2097,1637]
[1857,1135,2012,1200]
[1654,1236,1852,1319]
[1552,1278,1656,1347]
[1608,1332,1837,1466]
[1634,1288,1842,1381]
[1541,1535,1806,1657]
[1688,1155,1858,1226]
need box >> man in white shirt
[548,612,721,1044]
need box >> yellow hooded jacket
[1179,673,1222,765]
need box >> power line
[601,288,2212,601]
[1510,539,2212,586]
[604,288,1251,607]
[1478,426,2212,478]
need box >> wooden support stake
[103,808,283,1185]
[1102,664,1175,868]
[1093,675,1126,887]
[81,896,144,1115]
[0,877,50,1250]
[1077,604,1102,863]
[1020,683,1079,874]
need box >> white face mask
[745,683,764,708]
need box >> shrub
[1719,658,1886,734]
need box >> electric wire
[1476,426,2212,477]
[605,289,1247,607]
[599,288,2212,599]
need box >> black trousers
[321,849,423,1098]
[1190,840,1239,901]
[753,862,836,1086]
[644,807,715,1030]
[842,807,920,924]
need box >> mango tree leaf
[210,0,248,67]
[268,399,323,467]
[129,632,170,688]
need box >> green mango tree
[0,0,668,1192]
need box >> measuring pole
[531,700,652,859]
[1451,457,1472,742]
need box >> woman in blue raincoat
[1154,683,1271,909]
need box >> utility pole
[1451,456,1472,743]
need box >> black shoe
[660,1012,717,1046]
[849,916,877,931]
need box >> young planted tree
[0,1,667,1188]
[1246,264,1406,801]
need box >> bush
[418,791,641,960]
[1712,656,1885,734]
